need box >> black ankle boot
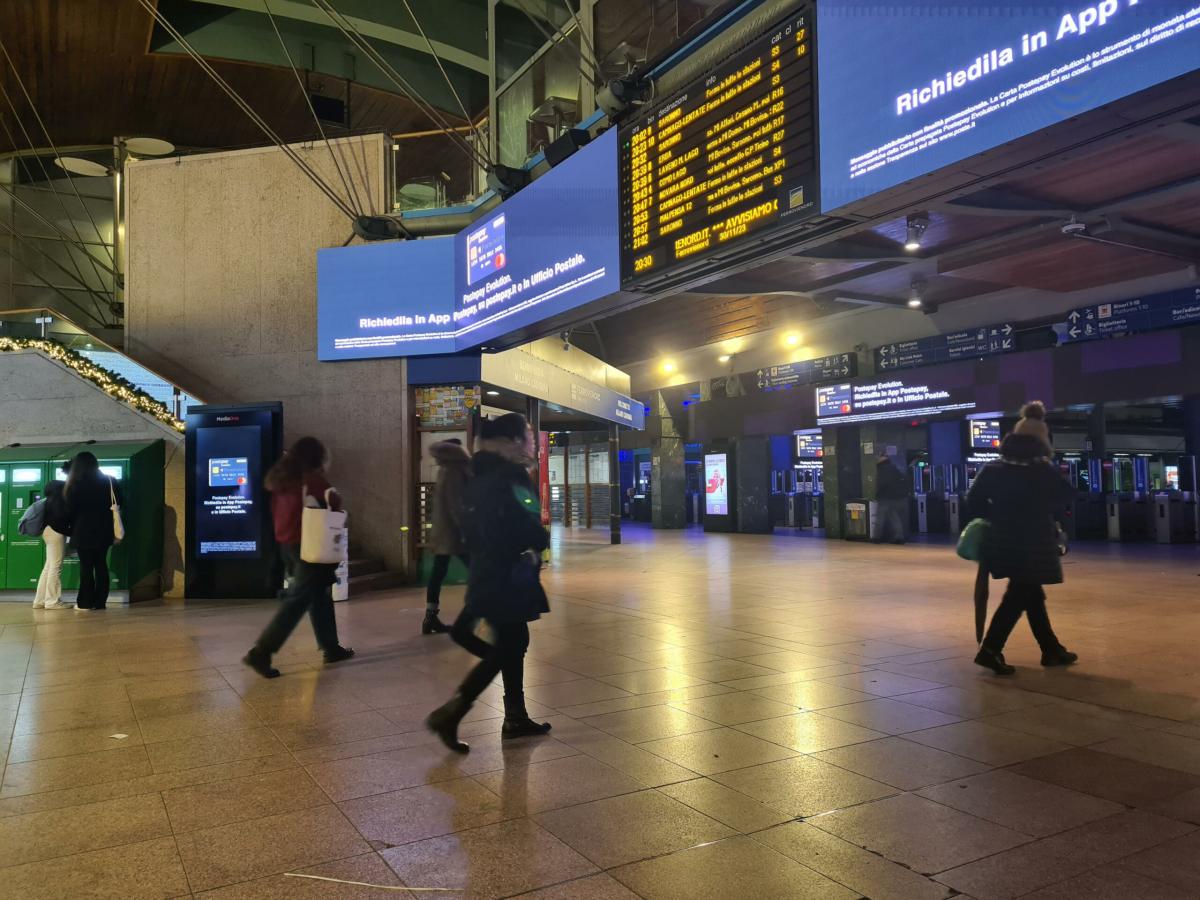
[426,694,471,753]
[1041,646,1078,667]
[501,693,552,740]
[422,614,450,635]
[974,646,1016,676]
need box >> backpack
[17,498,47,537]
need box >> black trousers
[983,581,1062,653]
[76,546,111,609]
[426,553,469,613]
[255,544,340,655]
[451,609,529,705]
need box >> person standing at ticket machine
[243,437,354,679]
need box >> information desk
[620,5,818,284]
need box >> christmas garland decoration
[0,337,185,432]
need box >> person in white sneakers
[34,467,73,610]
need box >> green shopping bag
[956,517,990,562]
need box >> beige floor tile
[1,744,153,796]
[1009,747,1200,807]
[7,719,145,763]
[904,720,1071,766]
[1147,786,1200,824]
[739,651,845,672]
[145,726,288,773]
[639,726,799,775]
[667,691,800,725]
[711,754,897,818]
[596,668,711,694]
[13,698,136,736]
[270,710,404,751]
[472,753,644,814]
[1092,730,1200,776]
[305,742,463,801]
[380,818,598,898]
[813,793,1030,876]
[0,836,189,900]
[526,679,635,708]
[818,670,948,697]
[557,683,733,719]
[671,658,778,682]
[194,852,405,899]
[163,766,329,833]
[902,685,1054,718]
[735,712,887,753]
[1115,830,1200,894]
[935,809,1195,899]
[130,686,248,720]
[611,835,859,900]
[579,704,719,743]
[558,730,699,787]
[919,769,1128,837]
[749,680,875,710]
[0,793,171,868]
[983,705,1137,746]
[175,803,370,892]
[339,776,512,846]
[756,821,958,900]
[535,789,735,868]
[658,778,793,833]
[814,736,992,790]
[136,704,265,744]
[1022,865,1194,900]
[516,873,640,899]
[819,697,964,734]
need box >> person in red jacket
[243,437,354,678]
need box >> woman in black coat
[64,451,122,611]
[965,404,1075,675]
[427,413,551,753]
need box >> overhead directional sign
[756,352,857,391]
[876,323,1015,372]
[1057,286,1200,345]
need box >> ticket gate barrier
[811,493,825,528]
[946,494,963,536]
[769,492,788,527]
[1154,493,1198,544]
[916,492,950,534]
[787,493,811,529]
[1106,493,1154,542]
[1067,494,1108,541]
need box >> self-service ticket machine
[702,444,736,534]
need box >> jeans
[873,498,908,543]
[35,527,65,607]
[255,544,341,655]
[452,610,530,704]
[426,553,469,613]
[983,581,1062,653]
[76,546,110,609]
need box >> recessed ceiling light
[486,390,500,396]
[784,333,800,347]
[905,213,930,252]
[661,360,676,373]
[718,354,731,363]
[907,297,923,308]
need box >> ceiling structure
[0,0,487,165]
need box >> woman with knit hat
[965,402,1077,675]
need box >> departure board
[619,6,818,284]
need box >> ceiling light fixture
[54,157,110,177]
[486,390,500,396]
[124,137,175,156]
[784,333,801,347]
[904,213,930,252]
[908,282,924,309]
[661,360,676,374]
[718,355,731,363]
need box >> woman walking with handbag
[64,452,122,611]
[243,437,354,679]
[966,403,1077,675]
[426,414,552,753]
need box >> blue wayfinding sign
[877,323,1015,372]
[1056,286,1200,345]
[755,353,857,391]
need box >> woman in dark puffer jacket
[966,402,1077,675]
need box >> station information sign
[619,6,818,283]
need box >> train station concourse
[1,0,1200,897]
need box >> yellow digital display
[620,9,818,283]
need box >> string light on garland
[0,337,185,431]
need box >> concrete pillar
[649,390,686,529]
[609,424,621,545]
[734,436,772,534]
[1088,403,1107,458]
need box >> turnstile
[946,494,963,535]
[1106,493,1154,541]
[916,492,949,533]
[1154,493,1198,544]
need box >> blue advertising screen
[317,238,456,360]
[454,127,620,347]
[818,1,1200,210]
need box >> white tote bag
[300,487,347,564]
[109,478,125,544]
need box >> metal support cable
[0,84,116,294]
[0,242,111,328]
[337,135,378,217]
[0,37,117,265]
[308,0,491,173]
[516,2,599,89]
[559,0,599,77]
[133,0,359,221]
[398,0,491,165]
[262,0,365,217]
[0,216,115,310]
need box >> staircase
[348,557,406,597]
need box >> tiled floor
[0,526,1197,898]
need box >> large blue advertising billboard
[317,128,620,360]
[817,1,1200,210]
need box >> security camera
[1061,218,1088,236]
[560,331,571,352]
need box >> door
[5,465,46,589]
[0,468,7,587]
[98,460,127,590]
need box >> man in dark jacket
[873,455,909,544]
[966,409,1076,675]
[423,439,471,635]
[426,413,551,753]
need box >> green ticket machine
[0,441,165,600]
